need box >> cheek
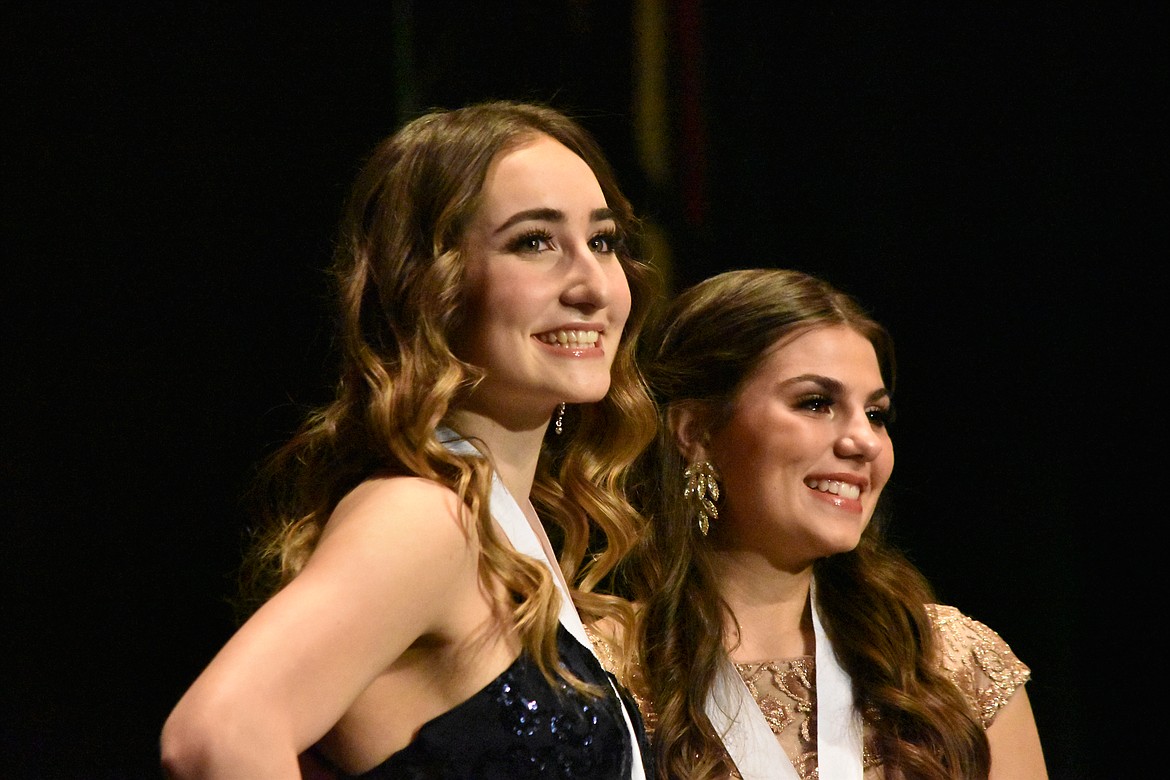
[452,281,516,365]
[470,275,523,331]
[610,266,633,327]
[709,424,771,494]
[873,445,895,491]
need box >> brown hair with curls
[623,268,990,778]
[236,100,659,692]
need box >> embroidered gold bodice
[589,603,1030,779]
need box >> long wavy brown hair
[236,100,659,691]
[623,268,990,778]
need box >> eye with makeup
[588,229,622,255]
[795,394,895,428]
[867,403,895,428]
[504,227,622,256]
[796,393,834,415]
[506,229,555,254]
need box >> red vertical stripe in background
[675,0,707,228]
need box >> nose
[559,243,613,312]
[834,413,884,461]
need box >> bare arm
[987,686,1048,780]
[160,478,476,779]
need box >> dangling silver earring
[554,402,566,435]
[683,460,720,536]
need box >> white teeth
[804,478,861,500]
[537,329,599,347]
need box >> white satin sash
[704,580,863,779]
[439,429,647,780]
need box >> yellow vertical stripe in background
[633,0,675,286]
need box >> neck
[712,551,815,661]
[444,410,546,502]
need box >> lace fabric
[590,603,1031,779]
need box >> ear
[667,401,713,465]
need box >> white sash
[704,580,863,779]
[439,429,647,780]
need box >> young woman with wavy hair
[592,268,1046,779]
[161,101,658,779]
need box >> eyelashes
[504,229,623,255]
[505,229,554,254]
[797,394,895,427]
[588,230,622,254]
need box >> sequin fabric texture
[348,624,649,779]
[591,603,1030,780]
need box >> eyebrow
[782,374,890,403]
[493,207,615,234]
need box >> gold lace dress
[590,603,1030,779]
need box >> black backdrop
[6,3,1161,778]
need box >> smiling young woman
[159,101,658,779]
[593,268,1047,780]
[454,134,633,430]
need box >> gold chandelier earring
[683,460,721,536]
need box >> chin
[817,534,864,557]
[561,385,612,405]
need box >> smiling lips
[804,478,862,501]
[536,329,600,348]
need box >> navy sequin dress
[334,624,652,779]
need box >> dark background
[5,3,1161,778]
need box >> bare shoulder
[291,476,483,631]
[158,476,491,771]
[251,475,490,667]
[316,476,473,558]
[330,475,467,528]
